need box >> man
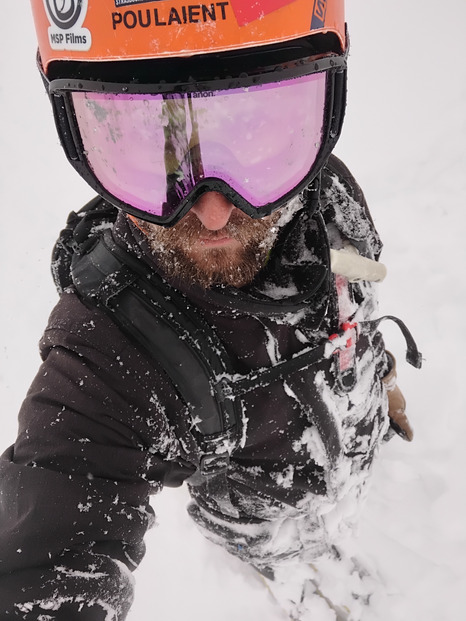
[0,0,421,619]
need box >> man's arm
[0,292,192,618]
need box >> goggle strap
[329,68,347,140]
[52,93,80,162]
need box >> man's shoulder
[320,154,382,258]
[40,290,130,361]
[323,153,356,180]
[321,154,367,205]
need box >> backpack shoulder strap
[52,199,243,480]
[51,196,117,293]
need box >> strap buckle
[199,453,230,477]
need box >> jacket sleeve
[0,292,193,619]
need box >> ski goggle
[46,54,346,225]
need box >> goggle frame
[43,52,347,226]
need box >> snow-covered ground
[1,2,465,619]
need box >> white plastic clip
[330,245,387,283]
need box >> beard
[137,208,282,289]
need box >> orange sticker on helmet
[30,0,345,72]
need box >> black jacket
[0,156,387,618]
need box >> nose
[191,192,235,231]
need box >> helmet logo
[45,0,84,30]
[311,0,328,29]
[43,0,92,51]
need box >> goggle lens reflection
[72,72,327,220]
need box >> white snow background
[1,2,465,619]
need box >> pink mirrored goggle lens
[72,72,327,219]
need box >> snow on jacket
[0,155,388,618]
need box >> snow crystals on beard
[141,209,282,289]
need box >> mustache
[148,209,278,250]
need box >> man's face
[139,192,281,288]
